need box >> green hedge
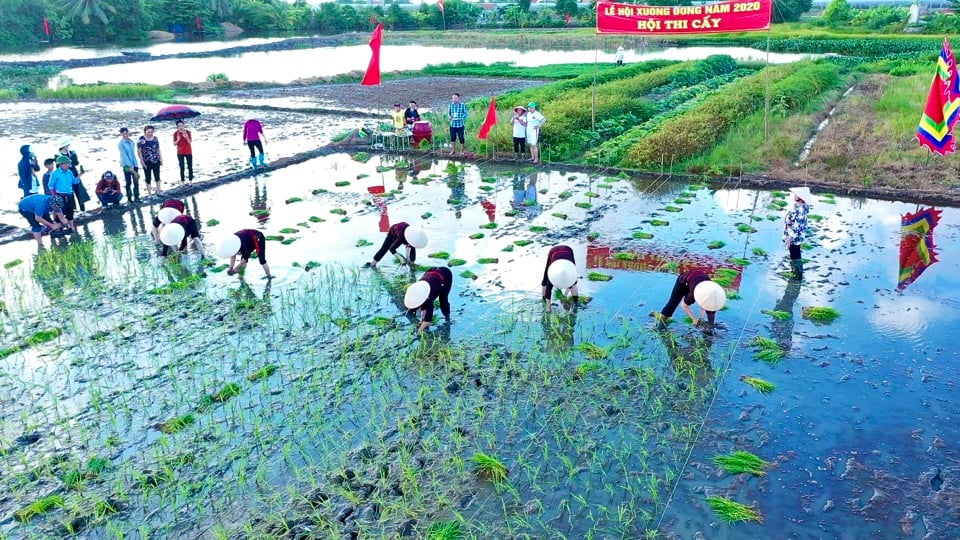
[623,62,844,168]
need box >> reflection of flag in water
[898,207,942,290]
[481,198,496,222]
[917,39,960,156]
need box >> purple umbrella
[150,105,201,122]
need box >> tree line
[0,0,811,48]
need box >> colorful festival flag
[565,12,572,24]
[478,97,497,140]
[917,39,960,155]
[361,23,383,87]
[898,207,942,290]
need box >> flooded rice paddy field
[0,100,357,217]
[1,153,959,539]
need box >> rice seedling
[766,215,779,220]
[771,199,788,208]
[421,212,433,219]
[156,414,196,434]
[247,364,279,382]
[633,231,654,239]
[650,219,669,226]
[552,212,568,219]
[674,198,691,204]
[588,272,613,282]
[752,247,767,257]
[576,342,611,360]
[575,202,592,209]
[357,173,370,179]
[480,222,498,229]
[447,259,467,267]
[285,197,303,204]
[479,185,494,192]
[335,181,351,187]
[429,252,451,259]
[503,209,518,216]
[339,217,350,223]
[502,244,514,252]
[472,452,508,483]
[279,228,299,234]
[376,165,393,172]
[726,291,741,300]
[706,496,763,523]
[477,258,499,264]
[514,240,533,247]
[356,239,374,247]
[751,336,785,364]
[750,215,764,222]
[587,231,600,241]
[206,219,220,226]
[573,361,602,379]
[737,224,757,233]
[481,176,497,183]
[469,233,485,239]
[304,261,321,271]
[818,197,836,204]
[614,253,636,261]
[664,206,683,212]
[25,328,62,346]
[707,240,725,249]
[63,456,109,489]
[802,306,841,322]
[4,259,23,269]
[530,226,548,233]
[369,316,394,326]
[740,375,776,395]
[459,270,478,280]
[426,520,464,540]
[688,183,708,190]
[14,495,64,522]
[770,190,787,198]
[330,209,347,215]
[760,309,791,320]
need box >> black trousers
[143,162,161,185]
[513,137,526,154]
[177,154,193,182]
[373,232,416,263]
[247,141,264,158]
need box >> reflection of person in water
[447,175,466,219]
[101,203,126,237]
[541,309,577,355]
[232,278,274,321]
[368,222,426,268]
[653,327,715,385]
[653,269,726,331]
[372,271,418,325]
[770,281,800,351]
[251,178,269,223]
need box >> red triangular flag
[478,97,497,140]
[438,0,445,14]
[43,17,50,36]
[361,24,383,87]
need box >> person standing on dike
[525,102,546,164]
[404,267,453,335]
[18,194,69,245]
[243,116,267,169]
[137,125,163,197]
[542,244,579,311]
[510,106,527,161]
[368,222,428,268]
[783,186,812,281]
[55,138,90,216]
[118,128,140,201]
[173,119,194,184]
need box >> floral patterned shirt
[783,202,809,246]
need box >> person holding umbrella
[159,214,203,257]
[653,269,726,330]
[217,230,272,279]
[243,116,267,169]
[55,138,91,216]
[404,267,453,335]
[95,171,123,208]
[18,194,69,245]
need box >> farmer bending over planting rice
[783,186,811,281]
[18,194,69,245]
[151,199,186,241]
[653,269,726,331]
[542,244,579,311]
[217,229,272,279]
[159,214,204,257]
[404,267,452,334]
[367,222,428,268]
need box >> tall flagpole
[592,34,599,132]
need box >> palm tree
[65,0,117,25]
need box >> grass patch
[802,306,841,322]
[157,414,196,434]
[707,496,763,523]
[459,270,478,280]
[587,272,613,282]
[573,361,602,379]
[650,219,669,227]
[707,240,725,249]
[26,328,62,346]
[714,450,772,476]
[740,375,776,395]
[426,520,464,540]
[477,258,499,264]
[4,259,23,269]
[469,233,485,240]
[576,342,611,360]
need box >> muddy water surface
[1,155,958,538]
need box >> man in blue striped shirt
[448,93,468,154]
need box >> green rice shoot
[707,496,763,523]
[713,450,771,476]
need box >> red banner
[596,0,771,34]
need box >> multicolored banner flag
[898,207,942,290]
[917,39,960,155]
[478,97,497,140]
[361,24,382,87]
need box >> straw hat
[404,281,431,309]
[58,138,71,149]
[694,281,726,312]
[547,259,577,290]
[788,186,813,204]
[215,234,241,259]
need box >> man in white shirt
[525,102,546,164]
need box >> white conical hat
[547,259,577,290]
[694,280,726,312]
[159,223,185,247]
[215,234,241,259]
[157,207,181,224]
[788,186,812,204]
[405,225,428,249]
[404,280,431,309]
